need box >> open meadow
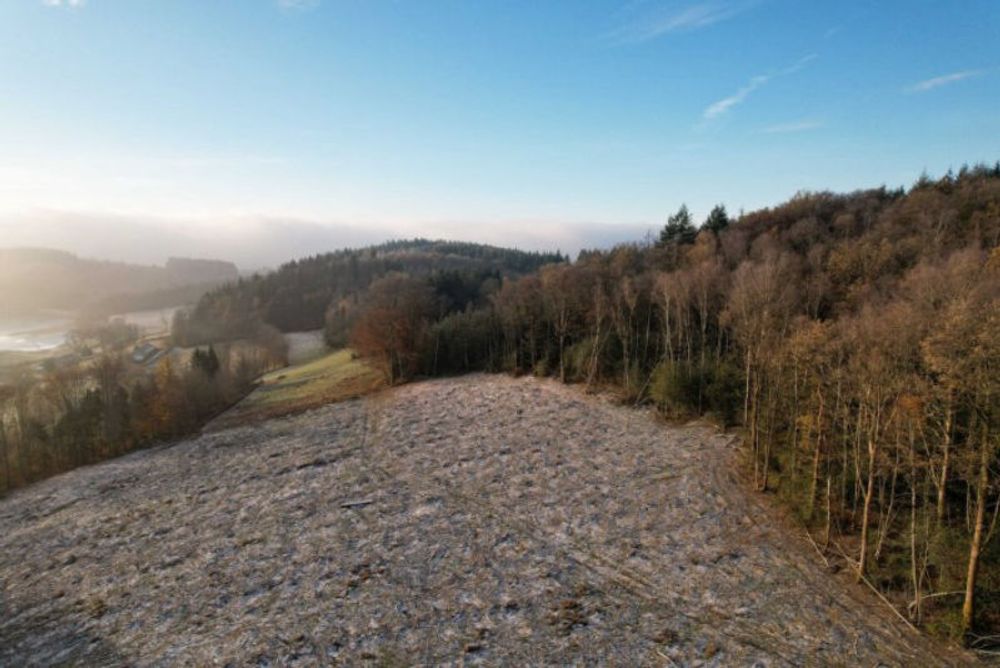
[207,348,383,431]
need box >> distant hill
[174,239,565,344]
[0,248,239,316]
[165,257,239,286]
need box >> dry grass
[285,330,327,366]
[208,348,382,430]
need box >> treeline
[82,282,221,319]
[173,239,564,345]
[0,328,284,494]
[0,240,549,494]
[348,164,1000,642]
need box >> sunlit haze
[1,0,999,265]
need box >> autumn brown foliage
[0,326,282,495]
[349,165,1000,642]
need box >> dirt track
[0,375,976,666]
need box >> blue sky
[0,0,998,264]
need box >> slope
[0,375,975,666]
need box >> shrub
[650,360,700,418]
[650,359,742,424]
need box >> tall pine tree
[658,205,698,247]
[703,204,730,234]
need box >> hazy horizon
[0,210,656,268]
[0,157,982,268]
[3,0,998,267]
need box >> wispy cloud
[904,69,985,94]
[42,0,85,7]
[759,119,825,134]
[702,54,816,120]
[704,74,769,119]
[276,0,319,9]
[610,1,756,44]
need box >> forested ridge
[345,165,1000,643]
[0,241,559,496]
[173,239,564,344]
[0,249,238,315]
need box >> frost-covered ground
[0,375,976,666]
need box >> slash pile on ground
[0,374,976,666]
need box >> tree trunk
[962,426,990,636]
[588,328,601,388]
[698,306,708,413]
[808,438,822,519]
[910,428,922,624]
[790,361,800,474]
[558,332,566,383]
[858,435,877,581]
[750,372,761,489]
[433,331,440,375]
[743,350,751,425]
[662,296,674,362]
[824,474,833,548]
[937,404,952,524]
[807,393,825,520]
[760,382,773,492]
[875,444,899,562]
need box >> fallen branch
[828,538,859,571]
[827,539,919,633]
[965,632,1000,649]
[906,591,963,614]
[340,499,374,509]
[857,573,919,633]
[800,523,831,569]
[654,649,679,667]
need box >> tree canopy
[658,204,698,247]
